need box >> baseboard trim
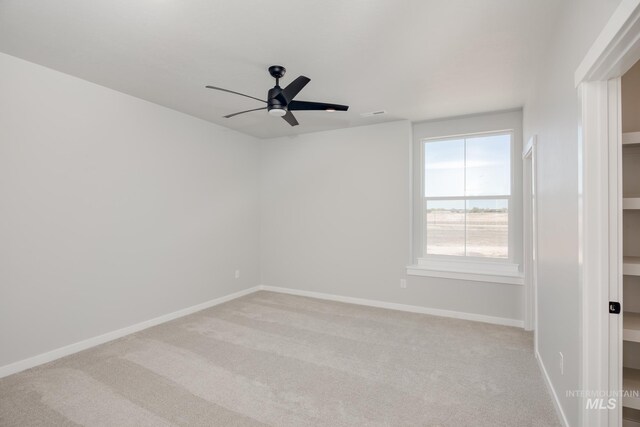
[536,350,570,427]
[259,285,524,328]
[0,286,261,379]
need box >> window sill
[406,260,523,286]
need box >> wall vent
[360,110,387,117]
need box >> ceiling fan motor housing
[267,86,287,116]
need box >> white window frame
[408,129,523,285]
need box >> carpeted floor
[0,291,560,426]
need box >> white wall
[259,121,412,301]
[522,0,622,424]
[260,118,523,323]
[0,53,260,368]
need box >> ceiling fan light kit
[206,65,349,127]
[268,108,287,117]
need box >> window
[408,113,523,285]
[423,132,511,261]
[423,132,512,261]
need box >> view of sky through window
[425,134,511,202]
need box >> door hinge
[609,301,621,314]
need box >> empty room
[2,1,640,426]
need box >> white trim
[408,119,415,265]
[408,256,523,285]
[420,128,515,142]
[0,286,261,379]
[416,256,520,274]
[422,195,510,201]
[412,108,523,126]
[575,0,640,86]
[578,79,614,427]
[523,134,536,158]
[607,77,624,426]
[406,266,523,285]
[260,284,524,328]
[523,135,538,334]
[537,350,570,427]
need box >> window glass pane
[465,199,508,258]
[424,139,464,197]
[425,200,465,256]
[465,134,511,196]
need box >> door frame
[523,136,538,337]
[576,1,640,425]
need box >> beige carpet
[0,291,560,426]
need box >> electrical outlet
[559,352,564,375]
[235,270,240,279]
[400,279,407,289]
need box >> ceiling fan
[206,65,349,127]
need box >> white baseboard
[259,285,524,328]
[536,350,570,427]
[0,286,261,379]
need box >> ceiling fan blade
[205,86,267,104]
[288,100,349,111]
[275,76,310,103]
[281,110,299,126]
[224,107,267,118]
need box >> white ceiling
[0,0,562,139]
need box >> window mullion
[463,137,467,257]
[424,195,510,201]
